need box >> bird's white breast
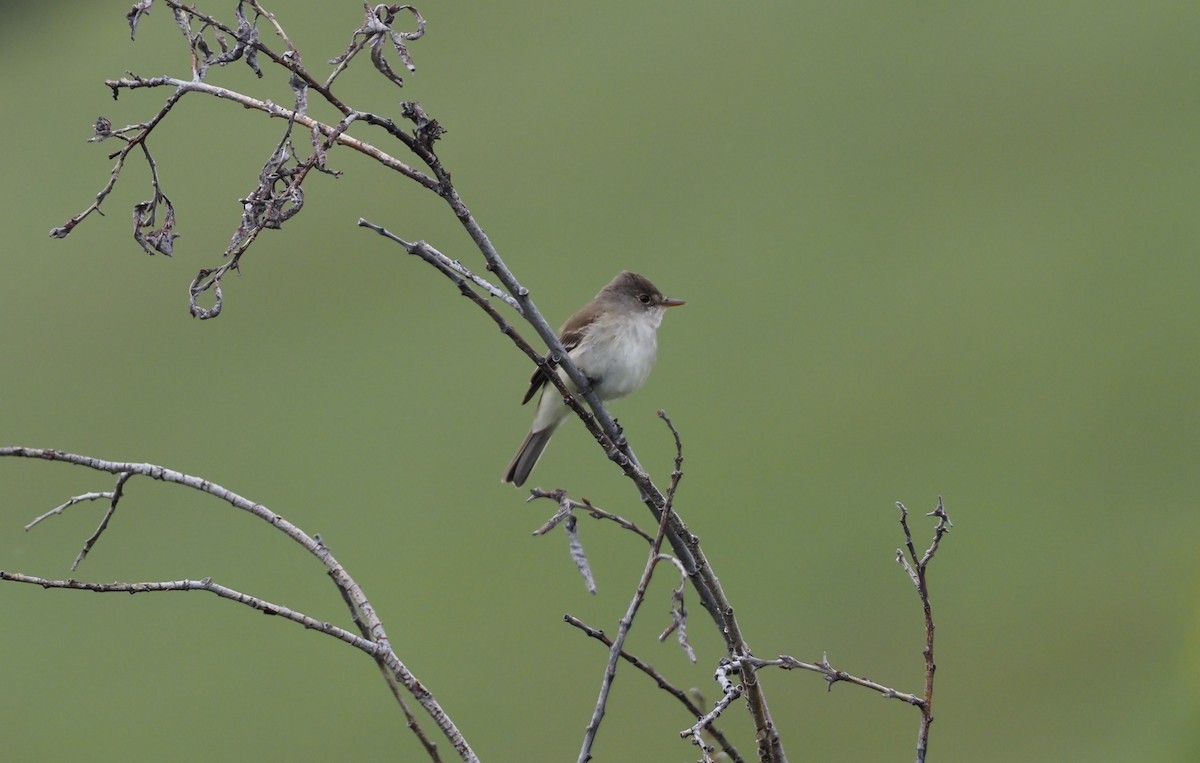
[571,307,662,401]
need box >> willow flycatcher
[502,271,685,487]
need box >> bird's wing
[519,314,593,405]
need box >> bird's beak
[662,297,686,307]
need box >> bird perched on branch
[502,271,685,487]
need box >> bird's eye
[638,293,652,304]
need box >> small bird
[502,271,685,487]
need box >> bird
[501,271,685,487]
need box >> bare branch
[658,409,684,507]
[0,572,377,651]
[25,490,115,531]
[896,497,953,763]
[70,471,132,571]
[681,658,746,763]
[1,446,478,763]
[49,88,186,242]
[357,222,518,310]
[526,488,655,545]
[248,0,297,54]
[743,653,926,708]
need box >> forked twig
[896,497,952,763]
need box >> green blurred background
[2,1,1197,760]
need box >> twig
[71,471,132,571]
[247,0,295,52]
[742,653,925,708]
[527,488,655,545]
[49,89,186,242]
[0,572,376,650]
[90,76,436,186]
[25,490,115,531]
[658,410,684,508]
[681,659,746,763]
[896,498,952,763]
[356,223,520,310]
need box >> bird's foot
[612,418,627,447]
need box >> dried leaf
[126,0,153,40]
[565,515,596,594]
[131,197,178,256]
[171,5,191,37]
[369,38,406,88]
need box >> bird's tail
[501,426,556,487]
